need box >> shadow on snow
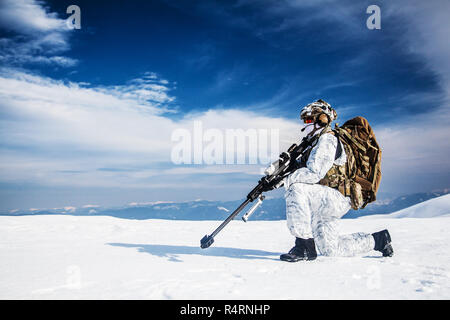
[107,243,280,262]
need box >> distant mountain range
[342,190,450,218]
[363,193,450,219]
[1,190,449,220]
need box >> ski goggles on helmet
[303,117,314,124]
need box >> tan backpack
[319,116,382,210]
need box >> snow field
[1,214,449,299]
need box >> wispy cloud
[375,1,450,189]
[0,0,448,208]
[0,67,299,190]
[386,1,450,104]
[233,0,450,194]
[0,0,76,67]
[98,73,177,112]
[201,0,366,50]
[0,0,66,34]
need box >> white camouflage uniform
[283,129,375,257]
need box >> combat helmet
[300,99,337,126]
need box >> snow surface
[1,196,450,299]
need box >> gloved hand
[260,176,283,192]
[288,158,305,173]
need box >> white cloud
[0,69,175,154]
[386,1,450,104]
[0,68,300,189]
[371,0,450,193]
[101,75,176,108]
[0,0,65,34]
[253,0,450,193]
[0,0,75,67]
[1,0,448,198]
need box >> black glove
[260,177,275,192]
[260,177,283,192]
[287,158,305,173]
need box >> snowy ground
[1,210,450,299]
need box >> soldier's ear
[318,114,330,126]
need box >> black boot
[372,229,394,257]
[280,238,317,262]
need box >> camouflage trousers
[285,183,375,257]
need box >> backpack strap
[338,127,367,152]
[334,132,343,160]
[295,125,332,169]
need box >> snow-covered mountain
[1,194,449,299]
[343,190,450,218]
[363,194,450,219]
[1,191,448,220]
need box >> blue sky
[29,0,441,120]
[0,0,449,211]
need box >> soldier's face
[302,122,316,136]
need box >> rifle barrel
[200,138,310,249]
[209,198,251,239]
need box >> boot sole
[382,243,394,257]
[383,230,393,257]
[280,255,316,262]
